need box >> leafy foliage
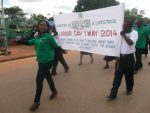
[125,8,150,24]
[30,13,47,22]
[4,6,26,20]
[74,0,119,12]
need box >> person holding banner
[18,20,58,111]
[107,21,138,100]
[50,26,69,75]
[78,51,94,65]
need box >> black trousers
[143,41,149,55]
[51,46,68,73]
[134,48,144,71]
[110,53,135,97]
[34,61,56,102]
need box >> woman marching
[18,20,58,111]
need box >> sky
[3,0,150,18]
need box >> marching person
[18,20,58,111]
[148,40,150,65]
[78,51,94,65]
[134,19,149,74]
[143,24,150,57]
[107,20,138,100]
[51,26,69,75]
[103,56,117,69]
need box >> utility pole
[0,0,9,55]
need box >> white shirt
[120,30,138,54]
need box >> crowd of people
[17,18,150,111]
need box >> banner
[54,4,124,56]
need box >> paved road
[0,51,150,113]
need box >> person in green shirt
[134,19,149,74]
[142,24,150,57]
[18,20,58,111]
[148,40,150,65]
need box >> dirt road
[0,51,150,113]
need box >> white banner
[54,4,125,57]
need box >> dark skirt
[104,56,116,61]
[80,51,92,55]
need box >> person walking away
[107,21,138,100]
[18,20,58,111]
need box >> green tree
[26,14,47,27]
[29,13,47,22]
[4,6,28,30]
[4,6,26,20]
[125,8,150,26]
[125,8,146,22]
[143,17,150,24]
[74,0,119,12]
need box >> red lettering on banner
[74,31,82,36]
[58,31,72,36]
[100,30,118,37]
[84,30,98,36]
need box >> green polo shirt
[28,33,57,63]
[135,26,149,48]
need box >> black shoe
[134,70,138,74]
[50,90,57,100]
[29,102,40,112]
[78,63,82,65]
[51,72,57,76]
[126,91,132,95]
[107,95,116,101]
[65,67,69,73]
[138,65,143,70]
[104,65,109,69]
